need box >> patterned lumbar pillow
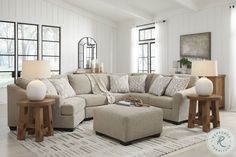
[149,75,172,96]
[50,78,76,98]
[129,75,147,93]
[110,75,129,93]
[41,79,58,95]
[165,76,190,96]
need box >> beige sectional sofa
[7,73,198,130]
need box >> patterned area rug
[10,121,207,157]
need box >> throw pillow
[165,76,190,96]
[110,75,129,93]
[149,75,172,96]
[41,79,57,95]
[129,75,147,93]
[50,78,76,98]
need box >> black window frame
[138,26,156,73]
[0,20,16,87]
[139,27,155,42]
[41,25,61,74]
[17,22,39,73]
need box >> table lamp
[191,60,218,96]
[21,60,51,101]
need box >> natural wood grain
[187,95,222,133]
[17,98,55,142]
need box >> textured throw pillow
[41,79,57,95]
[129,75,147,93]
[110,75,129,93]
[149,75,172,96]
[165,76,190,96]
[50,78,76,98]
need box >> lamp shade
[191,60,218,76]
[21,60,50,101]
[191,60,218,96]
[22,60,51,79]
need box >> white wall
[115,4,230,74]
[0,0,117,74]
[0,0,117,104]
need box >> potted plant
[178,57,192,69]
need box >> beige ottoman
[93,104,163,145]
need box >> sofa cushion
[129,75,147,93]
[94,74,110,90]
[16,78,32,89]
[78,94,108,107]
[68,74,92,94]
[61,97,86,116]
[131,73,154,92]
[149,95,173,109]
[41,79,57,95]
[110,75,129,93]
[112,93,129,103]
[129,93,151,104]
[165,76,190,96]
[149,75,172,96]
[51,78,76,98]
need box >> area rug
[10,121,207,157]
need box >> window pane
[42,27,59,41]
[138,58,143,70]
[139,30,144,40]
[18,24,37,40]
[0,39,14,54]
[143,58,148,70]
[0,72,14,88]
[0,22,14,38]
[18,56,37,71]
[145,29,151,40]
[18,40,37,55]
[43,42,59,56]
[143,45,148,57]
[0,56,14,71]
[43,57,59,70]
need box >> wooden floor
[0,103,236,157]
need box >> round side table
[17,98,55,142]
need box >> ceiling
[62,0,228,22]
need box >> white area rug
[10,121,207,157]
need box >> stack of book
[117,101,134,107]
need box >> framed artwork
[180,32,211,59]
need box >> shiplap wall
[0,0,117,74]
[165,5,230,74]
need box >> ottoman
[93,104,163,145]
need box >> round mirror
[78,37,97,68]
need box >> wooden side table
[17,98,55,142]
[187,95,222,133]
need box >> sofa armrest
[45,94,63,116]
[7,84,27,127]
[171,87,196,122]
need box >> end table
[17,98,55,142]
[187,95,222,133]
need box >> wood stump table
[17,98,55,142]
[187,95,222,133]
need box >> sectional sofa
[7,73,198,130]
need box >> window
[42,25,61,74]
[17,23,38,71]
[0,21,15,88]
[138,26,156,73]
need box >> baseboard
[164,119,188,125]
